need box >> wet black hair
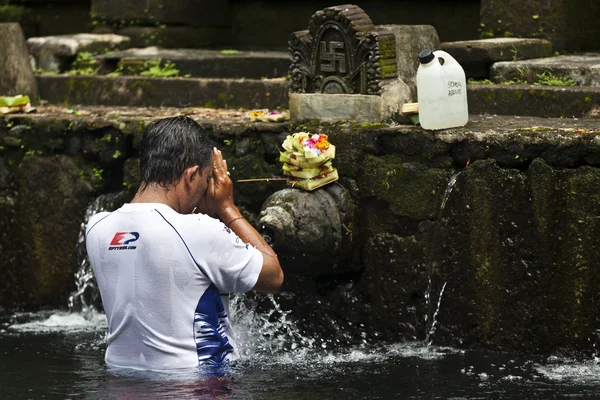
[139,116,213,190]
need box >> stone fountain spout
[258,183,357,278]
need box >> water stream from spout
[424,171,461,345]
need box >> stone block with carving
[288,5,411,123]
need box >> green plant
[65,51,99,75]
[33,69,60,75]
[93,168,103,181]
[510,45,519,62]
[467,78,527,85]
[139,60,179,78]
[468,78,494,85]
[534,71,576,86]
[106,63,124,77]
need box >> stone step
[27,34,132,72]
[491,53,600,86]
[95,47,290,79]
[467,84,599,118]
[34,75,599,119]
[36,75,290,110]
[441,38,553,78]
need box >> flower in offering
[280,132,338,191]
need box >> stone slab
[480,0,600,52]
[467,84,600,118]
[0,23,38,98]
[230,1,479,51]
[113,26,231,49]
[97,47,289,79]
[27,33,131,71]
[442,38,553,78]
[36,75,290,109]
[290,79,411,123]
[491,53,600,86]
[91,0,231,27]
[379,25,440,100]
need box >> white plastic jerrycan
[416,49,468,130]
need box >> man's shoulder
[86,211,113,236]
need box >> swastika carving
[288,5,397,95]
[319,41,346,73]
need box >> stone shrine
[288,5,412,123]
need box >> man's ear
[183,165,200,189]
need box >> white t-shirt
[85,202,263,370]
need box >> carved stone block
[288,5,410,123]
[289,4,397,96]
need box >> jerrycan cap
[418,49,435,64]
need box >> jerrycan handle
[432,50,460,68]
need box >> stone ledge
[27,34,131,71]
[36,75,291,109]
[491,53,600,86]
[96,47,290,79]
[442,38,553,78]
[467,84,600,118]
[32,75,600,118]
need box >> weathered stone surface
[0,4,35,36]
[27,34,131,71]
[491,53,600,86]
[290,79,411,123]
[231,0,480,50]
[114,26,230,49]
[480,0,600,52]
[467,84,600,118]
[357,154,452,220]
[97,47,289,79]
[2,110,600,354]
[289,5,397,96]
[0,193,22,307]
[91,0,231,28]
[380,25,440,99]
[442,38,553,78]
[36,75,290,109]
[14,155,93,307]
[0,23,38,98]
[258,185,357,278]
[356,227,432,341]
[434,159,600,353]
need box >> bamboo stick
[236,178,289,183]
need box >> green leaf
[0,95,30,107]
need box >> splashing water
[36,191,459,366]
[230,293,316,358]
[68,191,129,318]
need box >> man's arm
[218,205,283,293]
[201,148,283,294]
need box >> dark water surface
[2,311,600,399]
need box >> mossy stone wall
[2,113,600,356]
[480,0,600,52]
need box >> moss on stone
[357,154,451,220]
[229,152,280,212]
[14,155,94,307]
[122,157,140,192]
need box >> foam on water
[8,311,107,333]
[534,357,600,384]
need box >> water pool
[2,310,600,399]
